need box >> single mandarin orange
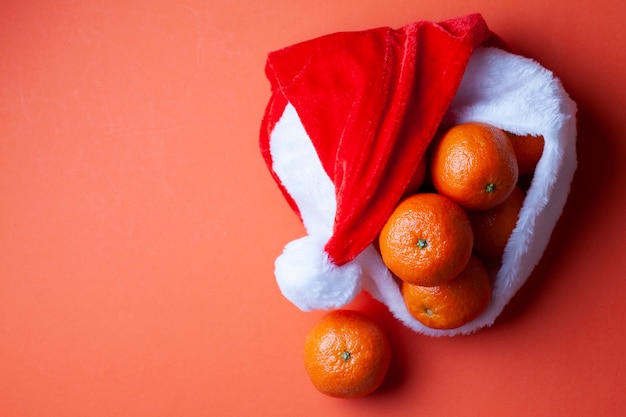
[303,309,391,398]
[505,131,545,176]
[402,256,492,330]
[430,122,519,211]
[467,186,526,259]
[379,193,473,287]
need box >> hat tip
[274,235,363,311]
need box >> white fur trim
[275,235,362,311]
[270,103,363,311]
[269,103,336,237]
[268,47,577,336]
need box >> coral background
[1,1,624,416]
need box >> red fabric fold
[261,13,494,266]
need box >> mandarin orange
[303,310,391,398]
[379,193,473,287]
[402,256,492,330]
[505,131,545,176]
[430,122,519,211]
[467,186,526,259]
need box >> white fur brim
[269,47,577,336]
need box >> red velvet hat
[262,13,494,266]
[259,13,577,335]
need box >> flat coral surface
[1,1,624,416]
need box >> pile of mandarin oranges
[303,122,545,398]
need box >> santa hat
[260,13,577,336]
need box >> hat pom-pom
[274,235,362,311]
